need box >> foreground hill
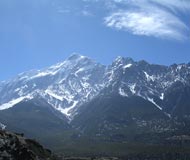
[0,130,57,160]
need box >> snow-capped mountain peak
[0,54,106,120]
[0,54,190,120]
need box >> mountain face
[0,54,190,155]
[72,94,170,143]
[0,98,69,137]
[103,57,190,118]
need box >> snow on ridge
[49,61,65,70]
[29,54,96,80]
[0,95,33,110]
[147,97,162,110]
[45,89,63,101]
[30,71,57,79]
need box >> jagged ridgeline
[0,54,190,157]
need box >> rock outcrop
[0,130,57,160]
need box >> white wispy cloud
[105,8,188,40]
[148,0,190,12]
[102,0,190,40]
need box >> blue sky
[0,0,190,81]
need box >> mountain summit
[0,54,106,119]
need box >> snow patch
[14,88,20,92]
[33,83,37,88]
[160,93,164,100]
[144,71,155,82]
[129,84,136,94]
[123,64,132,69]
[0,123,6,130]
[165,113,171,118]
[31,72,52,79]
[19,76,29,80]
[75,68,85,76]
[86,90,92,98]
[177,65,183,71]
[61,101,78,116]
[81,81,90,89]
[119,88,128,97]
[107,69,115,83]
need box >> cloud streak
[103,0,190,40]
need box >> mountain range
[1,54,190,156]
